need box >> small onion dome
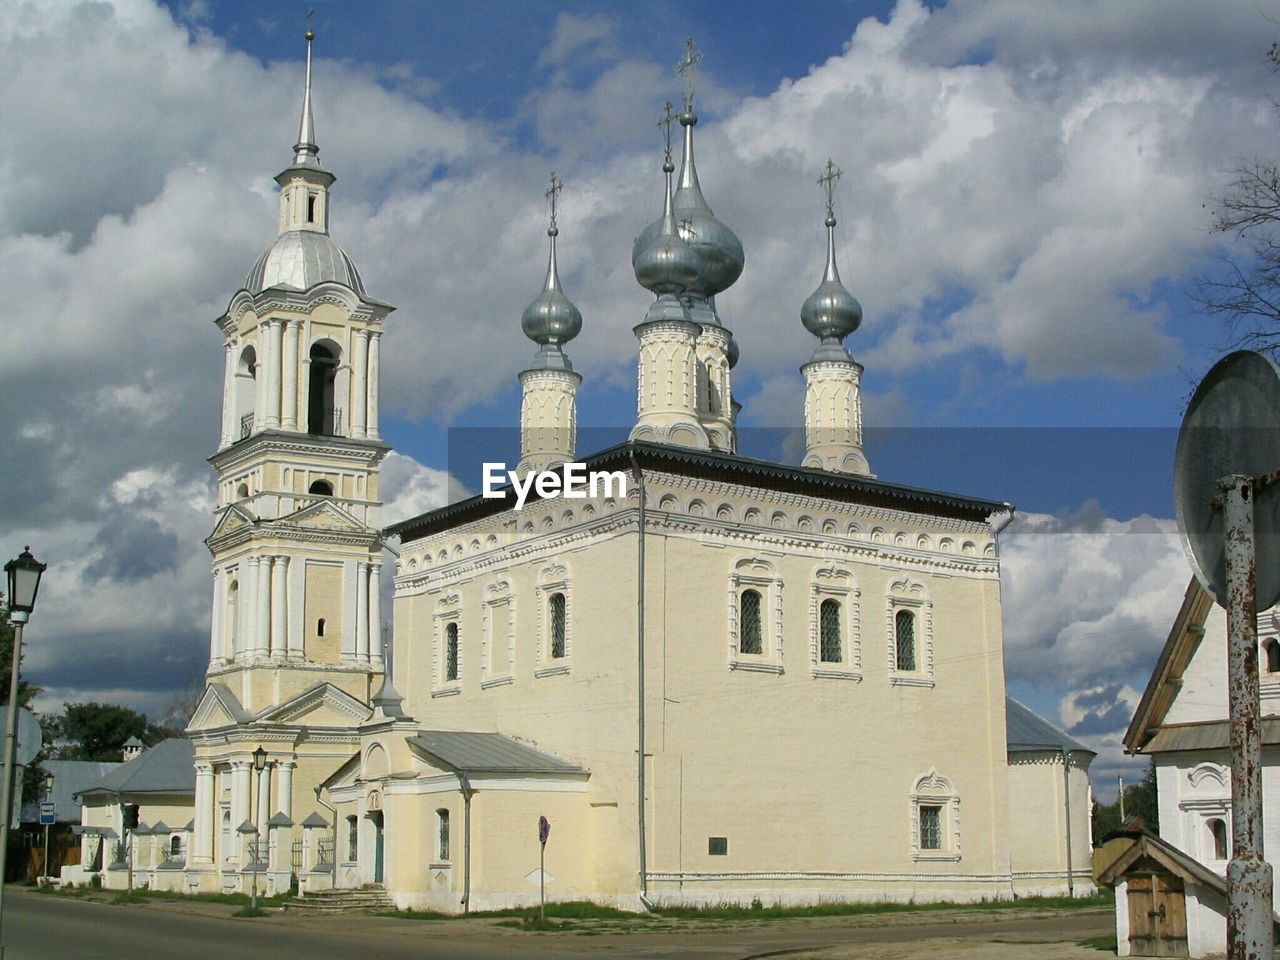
[521,224,582,357]
[726,332,740,369]
[802,215,861,361]
[634,164,699,297]
[633,112,744,301]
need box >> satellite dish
[1175,351,1280,609]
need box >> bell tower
[204,27,393,715]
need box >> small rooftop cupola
[801,160,871,476]
[519,174,583,473]
[122,735,144,762]
[630,104,708,450]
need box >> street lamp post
[0,547,46,960]
[41,772,53,884]
[251,746,266,910]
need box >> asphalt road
[0,890,1112,960]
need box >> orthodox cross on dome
[818,159,843,221]
[658,100,677,168]
[545,171,563,233]
[677,38,702,113]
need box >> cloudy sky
[3,0,1277,795]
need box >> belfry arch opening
[308,341,339,436]
[235,345,257,438]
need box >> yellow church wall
[1006,754,1096,897]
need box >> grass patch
[233,906,269,918]
[382,900,639,922]
[1078,934,1118,953]
[652,890,1114,921]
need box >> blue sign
[39,801,55,826]
[538,815,550,844]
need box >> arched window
[236,483,249,500]
[308,479,333,496]
[437,809,450,861]
[170,835,182,858]
[1208,818,1228,860]
[896,610,916,672]
[308,342,339,436]
[445,622,459,682]
[346,815,358,862]
[740,590,763,655]
[1265,639,1280,674]
[235,345,257,438]
[820,599,842,662]
[306,193,317,224]
[549,593,566,659]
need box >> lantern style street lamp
[251,746,267,910]
[42,772,54,883]
[0,547,46,958]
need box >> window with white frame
[886,576,934,687]
[910,768,960,860]
[481,580,515,689]
[432,593,462,696]
[1207,817,1228,861]
[535,563,572,677]
[728,557,784,673]
[437,808,451,861]
[810,564,860,680]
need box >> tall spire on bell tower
[293,14,320,169]
[275,18,334,237]
[519,173,584,472]
[801,160,871,476]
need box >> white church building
[72,33,1093,911]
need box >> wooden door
[1128,872,1189,957]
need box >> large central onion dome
[245,231,367,296]
[632,110,743,303]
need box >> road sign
[39,802,54,826]
[1175,350,1280,609]
[538,815,550,845]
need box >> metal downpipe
[630,450,649,907]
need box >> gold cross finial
[658,101,677,166]
[545,171,563,232]
[677,38,702,113]
[818,159,842,220]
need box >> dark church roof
[389,440,1011,543]
[76,739,195,799]
[1006,697,1093,755]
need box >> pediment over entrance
[281,499,365,533]
[258,682,372,726]
[187,683,253,732]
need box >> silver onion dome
[522,219,582,371]
[802,212,862,361]
[633,158,699,299]
[245,230,367,296]
[632,111,744,300]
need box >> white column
[351,330,369,438]
[367,331,381,439]
[369,563,383,668]
[262,320,280,427]
[278,762,294,820]
[209,568,223,664]
[240,559,257,663]
[256,763,271,830]
[221,341,236,446]
[194,765,215,863]
[356,561,370,662]
[256,556,272,658]
[253,333,268,432]
[271,556,288,660]
[231,762,250,832]
[282,320,301,431]
[287,559,304,658]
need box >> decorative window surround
[481,580,515,689]
[910,768,961,861]
[728,557,784,674]
[809,563,861,680]
[886,576,935,688]
[535,562,572,677]
[431,593,462,698]
[1178,798,1231,865]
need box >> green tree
[48,702,151,761]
